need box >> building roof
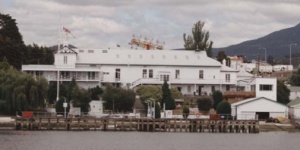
[74,49,222,67]
[237,70,254,77]
[231,97,286,107]
[287,97,300,107]
[287,86,300,92]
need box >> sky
[1,0,300,49]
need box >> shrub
[197,98,212,112]
[216,101,231,114]
[182,106,190,119]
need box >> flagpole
[56,12,61,103]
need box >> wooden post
[179,119,182,132]
[173,119,177,132]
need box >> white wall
[290,92,300,100]
[234,98,288,120]
[255,78,277,101]
[54,53,77,68]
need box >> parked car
[265,117,280,123]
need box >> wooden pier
[15,117,259,133]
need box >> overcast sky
[1,0,300,49]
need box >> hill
[213,23,300,60]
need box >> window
[102,50,107,53]
[115,69,120,80]
[199,70,204,79]
[88,50,94,53]
[142,69,147,78]
[259,84,273,91]
[160,75,169,81]
[225,74,230,82]
[79,50,84,53]
[149,69,153,78]
[63,56,67,64]
[88,72,96,80]
[175,70,180,79]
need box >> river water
[0,131,299,150]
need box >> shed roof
[231,97,286,107]
[287,86,300,92]
[287,98,300,107]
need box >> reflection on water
[0,131,299,150]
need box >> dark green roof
[287,98,300,106]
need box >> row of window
[114,68,231,81]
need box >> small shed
[231,97,288,120]
[287,98,300,119]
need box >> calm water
[0,131,299,150]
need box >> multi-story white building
[22,44,239,96]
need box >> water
[0,131,299,150]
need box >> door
[198,86,203,96]
[256,112,270,120]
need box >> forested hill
[213,23,300,59]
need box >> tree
[55,97,69,114]
[216,101,231,114]
[277,80,290,104]
[289,69,300,86]
[0,13,26,69]
[0,61,48,114]
[102,84,135,112]
[162,81,175,110]
[182,106,190,119]
[197,98,212,112]
[183,21,213,57]
[89,86,103,100]
[136,85,162,104]
[216,51,231,66]
[212,91,223,109]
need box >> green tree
[102,84,135,112]
[212,91,223,109]
[216,101,231,114]
[162,81,175,110]
[89,86,103,100]
[170,88,183,99]
[136,85,162,104]
[183,21,213,57]
[0,13,26,69]
[216,51,231,66]
[55,97,69,114]
[0,61,48,114]
[289,68,300,86]
[197,97,212,112]
[277,80,290,104]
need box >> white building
[287,86,300,100]
[22,44,239,96]
[287,98,300,119]
[89,100,105,117]
[231,97,288,120]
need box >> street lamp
[290,43,297,66]
[259,47,267,63]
